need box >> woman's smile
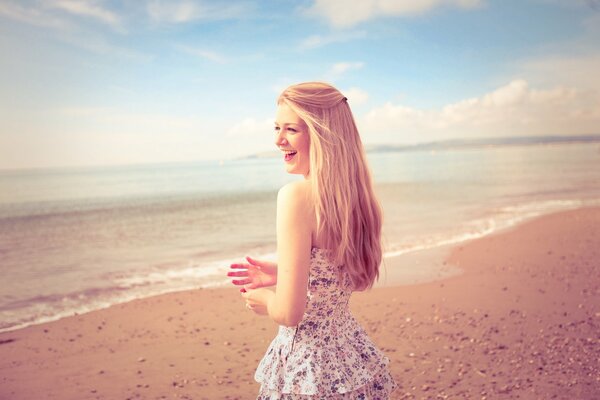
[281,148,298,162]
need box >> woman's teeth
[283,150,297,161]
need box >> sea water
[1,142,599,331]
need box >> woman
[227,82,398,398]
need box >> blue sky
[0,0,599,169]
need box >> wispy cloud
[60,32,153,60]
[147,0,252,23]
[0,1,72,30]
[299,30,367,50]
[147,0,197,23]
[0,1,125,32]
[175,44,227,63]
[305,0,483,28]
[0,1,151,58]
[46,0,124,32]
[327,61,364,80]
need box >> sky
[0,0,599,170]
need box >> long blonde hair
[278,82,383,291]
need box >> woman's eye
[287,128,297,133]
[274,126,280,132]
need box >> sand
[1,207,598,399]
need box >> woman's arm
[266,181,312,327]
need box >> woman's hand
[241,288,274,316]
[227,256,277,291]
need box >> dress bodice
[299,247,353,322]
[254,247,396,396]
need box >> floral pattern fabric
[254,247,398,399]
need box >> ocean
[1,142,599,332]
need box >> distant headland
[239,134,600,159]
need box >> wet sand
[1,206,598,399]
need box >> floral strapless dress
[254,247,398,399]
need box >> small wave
[383,198,600,258]
[0,251,278,333]
[0,278,233,333]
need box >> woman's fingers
[228,259,270,290]
[227,270,248,277]
[229,263,250,269]
[246,256,267,269]
[245,256,263,268]
[231,278,251,286]
[245,256,275,272]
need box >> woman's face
[274,103,310,178]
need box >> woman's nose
[274,132,287,146]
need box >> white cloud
[59,32,152,60]
[0,1,125,32]
[306,0,483,28]
[360,79,600,144]
[0,1,144,58]
[147,0,250,23]
[147,0,196,23]
[331,62,364,75]
[328,61,364,80]
[47,0,123,31]
[298,30,367,50]
[175,44,227,63]
[342,87,370,105]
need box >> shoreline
[4,198,597,335]
[1,206,599,399]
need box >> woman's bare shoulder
[278,180,312,203]
[277,181,320,244]
[277,181,314,221]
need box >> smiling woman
[274,104,311,176]
[227,82,398,399]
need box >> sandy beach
[1,206,598,399]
